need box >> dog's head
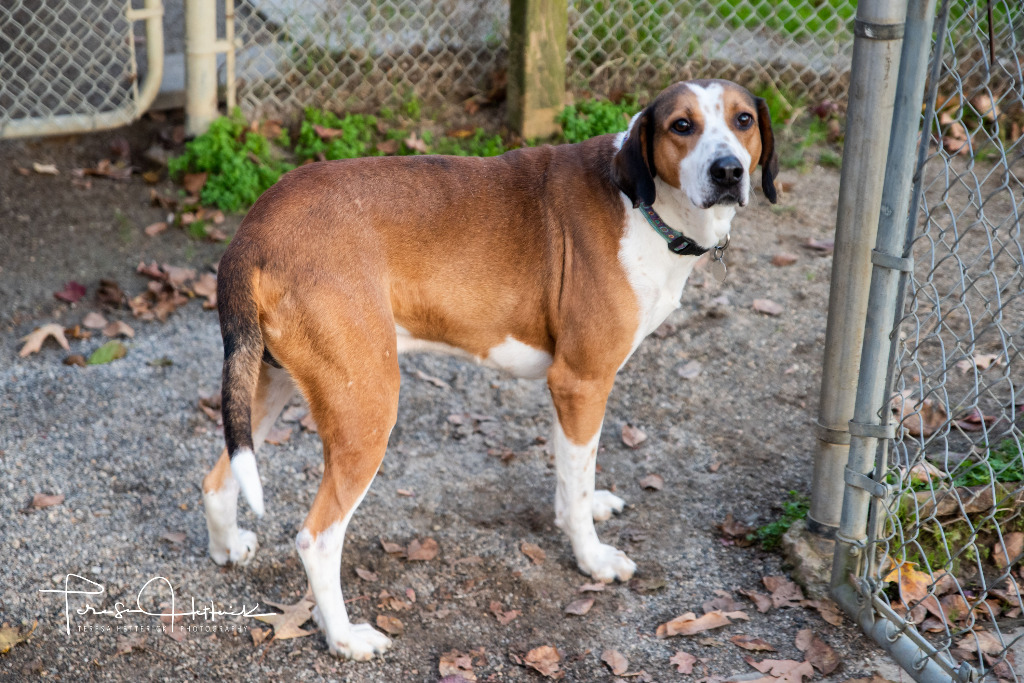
[612,79,778,210]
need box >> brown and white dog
[201,79,777,659]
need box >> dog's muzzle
[705,155,744,207]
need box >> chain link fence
[835,1,1024,680]
[232,0,508,119]
[567,0,855,101]
[230,0,859,121]
[0,0,164,139]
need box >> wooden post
[508,0,567,139]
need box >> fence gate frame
[822,0,1023,679]
[0,0,165,139]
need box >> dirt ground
[0,116,901,681]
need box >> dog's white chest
[617,211,698,356]
[616,194,735,359]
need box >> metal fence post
[829,1,971,681]
[806,0,910,539]
[185,0,219,135]
[508,0,567,139]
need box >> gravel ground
[0,121,901,681]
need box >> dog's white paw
[208,528,259,566]
[576,542,637,583]
[318,617,393,661]
[592,490,625,521]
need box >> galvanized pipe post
[806,0,911,539]
[185,0,219,135]
[831,1,971,681]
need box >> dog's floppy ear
[612,106,657,207]
[755,97,779,204]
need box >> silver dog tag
[710,258,727,281]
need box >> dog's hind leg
[203,362,294,565]
[289,325,400,660]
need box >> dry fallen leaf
[718,514,756,544]
[144,221,168,237]
[439,649,477,681]
[994,532,1024,569]
[404,132,429,153]
[638,473,664,490]
[752,299,784,316]
[771,252,798,267]
[745,657,815,682]
[115,633,145,655]
[601,649,628,675]
[407,537,439,561]
[564,598,594,616]
[763,576,805,608]
[376,614,404,635]
[254,597,315,640]
[20,324,71,356]
[521,541,546,565]
[740,588,774,613]
[82,312,108,329]
[522,645,561,678]
[883,560,931,604]
[669,650,697,673]
[677,359,703,379]
[0,622,36,654]
[250,627,269,646]
[264,427,292,445]
[703,589,746,613]
[621,423,647,448]
[160,531,185,544]
[656,610,748,638]
[794,629,839,674]
[489,601,520,625]
[800,599,843,626]
[891,390,948,438]
[64,354,86,367]
[578,582,606,593]
[103,321,135,338]
[413,369,450,389]
[380,538,405,555]
[730,634,776,651]
[160,608,187,642]
[376,139,400,155]
[312,124,346,140]
[183,172,208,195]
[802,237,835,254]
[33,162,58,175]
[28,493,65,509]
[300,412,318,433]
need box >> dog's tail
[218,247,265,517]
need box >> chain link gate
[0,0,165,139]
[831,0,1024,680]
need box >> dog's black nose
[709,156,743,187]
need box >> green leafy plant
[557,97,638,143]
[168,108,293,212]
[750,490,809,550]
[292,108,379,162]
[431,129,508,157]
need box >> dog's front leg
[548,362,636,583]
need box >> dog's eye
[671,119,693,135]
[736,112,754,129]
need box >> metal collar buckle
[710,234,730,281]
